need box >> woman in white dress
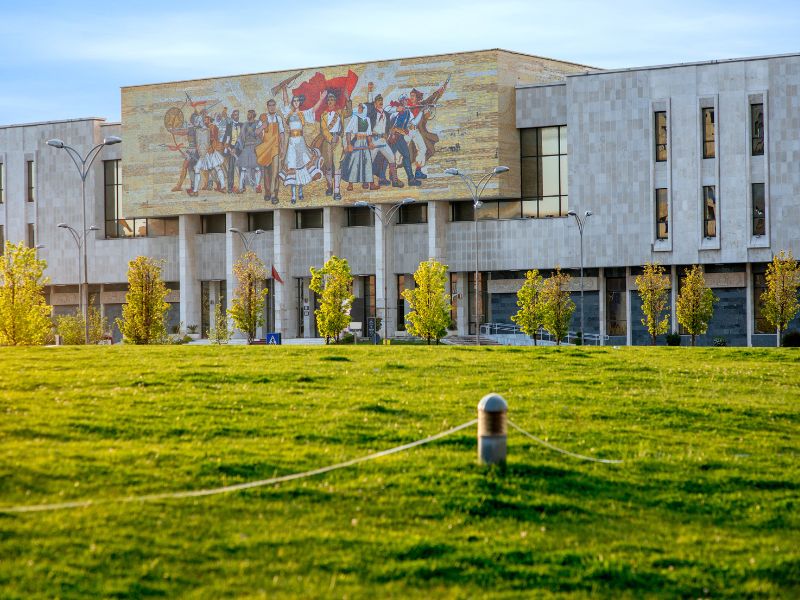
[280,88,326,203]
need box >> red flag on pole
[271,265,284,285]
[293,70,359,120]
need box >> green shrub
[666,332,681,346]
[713,336,728,347]
[781,329,800,347]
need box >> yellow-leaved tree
[676,265,717,346]
[117,256,170,344]
[511,269,545,345]
[761,250,800,347]
[402,259,451,345]
[541,268,575,346]
[310,255,354,344]
[228,250,267,343]
[0,241,52,346]
[636,262,671,345]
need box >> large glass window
[104,160,123,238]
[520,125,568,218]
[752,183,765,236]
[703,186,717,238]
[346,206,374,227]
[655,111,668,162]
[249,211,274,232]
[398,203,427,224]
[702,108,715,159]
[26,160,35,202]
[656,188,669,240]
[147,218,179,237]
[295,209,323,229]
[753,265,770,333]
[751,103,764,156]
[606,276,627,336]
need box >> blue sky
[1,0,798,125]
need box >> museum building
[0,49,798,345]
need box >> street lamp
[48,136,121,344]
[444,166,509,345]
[229,227,265,253]
[354,198,415,343]
[57,223,99,343]
[567,210,592,343]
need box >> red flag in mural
[271,265,284,285]
[293,70,359,120]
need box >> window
[753,265,770,333]
[27,223,35,248]
[295,209,323,229]
[655,188,669,240]
[606,276,627,336]
[0,225,4,254]
[752,183,765,236]
[449,272,458,330]
[0,162,4,203]
[346,206,374,227]
[396,274,406,331]
[147,218,179,237]
[655,111,668,162]
[702,108,715,159]
[703,186,716,238]
[26,160,35,202]
[249,211,274,232]
[451,201,474,222]
[520,125,568,218]
[398,203,427,224]
[751,103,764,156]
[201,214,227,234]
[104,160,123,238]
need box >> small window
[295,209,323,229]
[703,186,716,238]
[27,223,35,248]
[201,214,227,234]
[656,188,669,239]
[752,183,765,236]
[702,108,715,159]
[476,201,499,221]
[104,160,123,238]
[498,200,522,220]
[147,218,179,237]
[0,162,4,203]
[248,211,274,231]
[346,206,374,227]
[398,203,427,224]
[751,103,764,156]
[655,112,668,162]
[396,274,406,331]
[26,160,35,202]
[451,201,474,222]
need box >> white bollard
[477,393,508,465]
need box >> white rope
[508,420,623,464]
[0,419,478,514]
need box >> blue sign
[265,333,282,345]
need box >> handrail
[480,323,610,346]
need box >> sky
[1,0,798,125]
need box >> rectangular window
[346,206,374,227]
[147,218,179,237]
[26,160,35,202]
[753,266,770,333]
[520,125,568,218]
[104,160,122,238]
[449,272,458,331]
[656,188,669,240]
[0,162,4,203]
[703,185,717,238]
[606,276,627,336]
[27,223,35,248]
[702,108,715,159]
[751,103,764,156]
[201,214,227,234]
[752,183,765,236]
[451,201,474,222]
[655,111,668,162]
[295,208,323,229]
[396,274,406,331]
[248,211,274,232]
[398,203,427,224]
[476,201,498,221]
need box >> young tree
[676,265,717,346]
[511,269,545,345]
[228,250,267,343]
[0,241,52,346]
[55,301,109,345]
[636,262,671,345]
[761,250,800,347]
[208,301,231,345]
[402,259,451,345]
[117,256,170,345]
[309,255,354,344]
[541,268,575,346]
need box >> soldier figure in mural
[255,100,286,204]
[188,114,227,196]
[317,91,350,201]
[366,83,402,189]
[237,110,261,193]
[386,96,420,187]
[279,87,326,204]
[341,102,374,189]
[221,108,242,193]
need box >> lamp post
[567,210,592,343]
[57,223,99,343]
[47,136,121,345]
[228,227,265,253]
[354,198,415,344]
[444,166,509,346]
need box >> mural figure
[341,103,375,189]
[221,108,242,193]
[279,87,326,203]
[317,91,350,201]
[188,114,226,196]
[255,100,286,204]
[366,82,401,189]
[237,110,261,193]
[386,96,420,187]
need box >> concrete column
[273,209,296,337]
[598,267,606,345]
[746,262,753,347]
[323,206,344,260]
[625,266,633,347]
[456,272,469,335]
[375,205,398,337]
[179,214,201,331]
[226,212,247,338]
[302,279,313,338]
[427,200,447,263]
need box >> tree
[228,250,267,343]
[541,268,575,346]
[117,256,170,345]
[309,256,354,344]
[0,241,52,346]
[636,262,671,345]
[402,259,451,344]
[761,250,800,347]
[676,265,717,346]
[55,300,109,345]
[208,301,230,345]
[511,269,545,345]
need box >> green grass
[0,346,798,599]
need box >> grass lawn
[0,346,798,599]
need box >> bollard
[477,393,507,465]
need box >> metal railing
[480,323,609,345]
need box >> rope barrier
[508,420,623,464]
[0,419,478,514]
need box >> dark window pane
[655,112,668,162]
[451,201,474,221]
[656,188,668,239]
[249,211,274,231]
[399,203,427,224]
[703,186,716,238]
[520,157,540,198]
[606,276,627,336]
[296,209,323,229]
[498,200,521,220]
[752,183,765,236]
[27,161,35,202]
[702,108,715,158]
[476,201,498,220]
[520,128,538,157]
[202,214,226,234]
[346,207,374,227]
[751,103,764,156]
